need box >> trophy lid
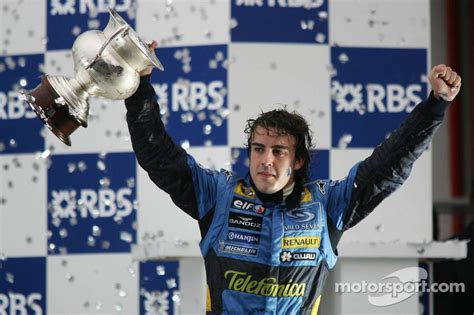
[108,7,164,71]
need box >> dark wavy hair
[244,107,314,185]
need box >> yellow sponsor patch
[224,270,306,297]
[300,187,312,203]
[311,295,322,315]
[282,236,320,249]
[234,181,256,199]
[206,286,211,312]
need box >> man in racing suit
[125,55,461,314]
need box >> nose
[261,149,273,167]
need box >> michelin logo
[50,188,133,219]
[235,0,324,9]
[50,0,131,16]
[219,242,258,256]
[331,81,422,114]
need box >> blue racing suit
[125,75,449,315]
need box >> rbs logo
[50,0,131,15]
[0,92,36,120]
[152,81,225,112]
[332,81,423,114]
[50,188,133,219]
[235,0,324,8]
[0,293,43,315]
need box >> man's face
[249,126,303,194]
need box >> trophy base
[24,76,82,146]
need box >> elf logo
[50,0,132,16]
[332,81,423,114]
[50,188,133,219]
[231,197,265,215]
[0,293,43,315]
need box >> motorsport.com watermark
[334,267,465,306]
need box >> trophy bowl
[22,8,163,146]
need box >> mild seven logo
[286,208,315,223]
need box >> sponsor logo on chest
[228,212,263,232]
[228,231,260,245]
[219,242,258,256]
[231,196,265,215]
[280,251,316,263]
[284,203,323,232]
[284,222,322,232]
[282,236,321,249]
[224,270,306,297]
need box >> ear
[293,158,304,171]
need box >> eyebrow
[251,142,290,150]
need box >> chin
[256,185,279,195]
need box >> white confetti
[97,160,106,171]
[172,291,182,303]
[77,161,87,172]
[156,265,166,276]
[203,124,212,135]
[180,140,190,150]
[338,134,353,149]
[6,273,15,284]
[66,273,74,282]
[101,241,111,249]
[118,290,127,297]
[9,139,17,148]
[338,53,349,64]
[99,177,110,188]
[19,78,28,87]
[120,231,133,243]
[318,11,328,20]
[230,18,238,29]
[167,278,177,289]
[92,225,101,237]
[87,236,96,247]
[72,26,81,36]
[315,33,326,43]
[59,228,68,238]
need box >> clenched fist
[139,40,159,77]
[428,64,462,102]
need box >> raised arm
[125,74,200,219]
[331,65,462,231]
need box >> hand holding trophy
[22,8,163,146]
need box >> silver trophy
[23,8,163,146]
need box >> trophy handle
[85,24,129,70]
